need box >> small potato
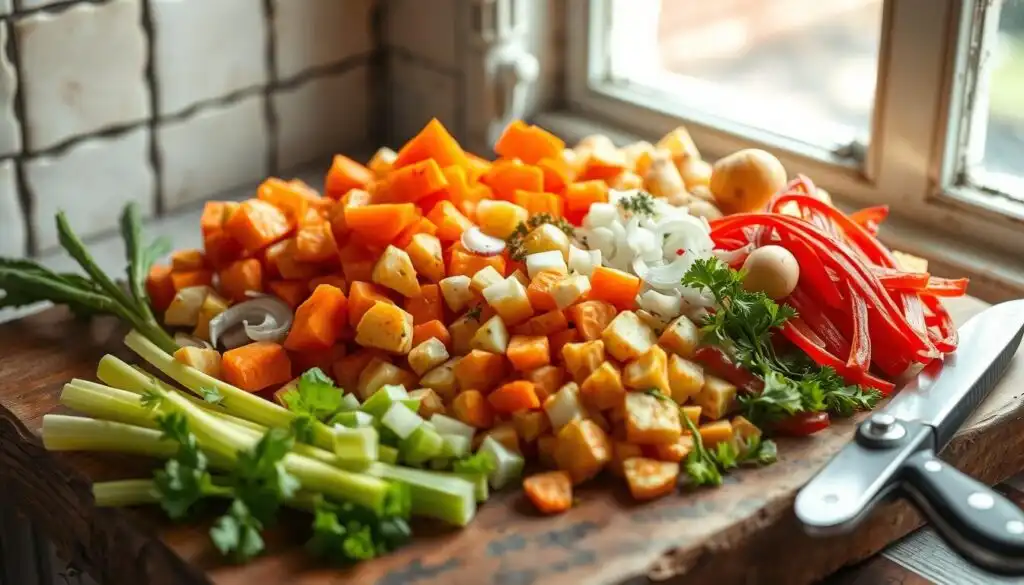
[741,245,800,300]
[678,158,713,190]
[686,199,724,221]
[710,149,787,214]
[644,155,686,200]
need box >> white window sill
[534,110,1024,304]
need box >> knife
[795,299,1024,575]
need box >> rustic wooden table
[1,294,1023,585]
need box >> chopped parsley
[505,213,576,261]
[617,191,656,217]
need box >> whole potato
[686,199,723,220]
[710,149,787,214]
[678,158,712,190]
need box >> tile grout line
[260,0,279,175]
[138,0,163,216]
[4,10,35,254]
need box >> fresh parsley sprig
[505,213,576,261]
[281,368,345,442]
[307,483,413,564]
[617,191,656,217]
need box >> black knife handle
[901,449,1024,575]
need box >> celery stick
[479,437,524,490]
[331,411,375,428]
[360,385,410,419]
[400,426,444,465]
[453,472,490,503]
[333,426,379,464]
[381,403,423,439]
[42,415,177,458]
[378,445,399,465]
[440,434,472,458]
[430,414,475,439]
[368,463,476,526]
[93,479,159,507]
[60,382,156,429]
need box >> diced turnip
[526,250,568,279]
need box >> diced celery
[381,403,424,439]
[441,433,472,459]
[378,444,399,464]
[400,425,444,465]
[430,414,475,439]
[402,398,422,413]
[479,436,524,490]
[333,426,379,463]
[453,472,490,502]
[331,411,375,428]
[338,393,361,412]
[368,463,477,526]
[360,385,410,419]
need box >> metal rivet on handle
[1007,521,1024,535]
[924,460,942,473]
[968,492,995,510]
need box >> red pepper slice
[872,267,931,291]
[780,233,845,309]
[782,318,896,394]
[787,286,851,358]
[847,282,871,371]
[692,346,764,394]
[773,411,831,436]
[848,205,889,229]
[923,277,970,297]
[921,294,958,352]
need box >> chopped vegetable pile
[1,117,967,566]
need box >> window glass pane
[605,0,885,152]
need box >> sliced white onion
[644,255,697,290]
[460,227,506,257]
[209,296,293,348]
[583,203,618,228]
[638,290,683,323]
[174,333,213,350]
[219,325,253,350]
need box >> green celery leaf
[211,500,265,562]
[281,367,344,423]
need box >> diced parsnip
[476,200,528,239]
[567,245,601,276]
[512,410,551,444]
[356,357,416,400]
[173,346,222,379]
[478,423,520,454]
[439,275,475,312]
[164,286,211,327]
[407,338,450,376]
[561,340,605,383]
[408,388,446,418]
[602,311,657,362]
[658,315,700,358]
[624,392,682,445]
[524,365,566,402]
[405,233,445,283]
[522,224,571,260]
[356,302,415,354]
[470,266,505,294]
[419,358,460,402]
[453,350,508,393]
[525,251,568,279]
[681,405,701,427]
[551,274,591,310]
[537,434,558,468]
[431,413,475,439]
[543,382,585,431]
[667,355,704,405]
[479,436,525,489]
[693,375,738,421]
[452,389,495,429]
[698,419,734,448]
[623,457,679,501]
[192,291,229,341]
[449,312,483,356]
[637,290,682,326]
[731,415,761,444]
[372,245,421,298]
[509,269,530,286]
[635,310,666,335]
[482,277,534,326]
[469,315,510,354]
[652,435,694,463]
[580,361,625,411]
[610,441,643,477]
[622,344,670,395]
[553,419,611,484]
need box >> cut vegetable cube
[479,436,525,489]
[439,275,475,312]
[405,233,445,283]
[368,462,476,526]
[550,274,591,310]
[192,291,229,341]
[470,266,504,293]
[509,269,529,286]
[333,425,379,463]
[731,415,762,444]
[525,250,568,279]
[173,346,222,379]
[453,471,490,502]
[543,382,584,431]
[372,245,421,298]
[681,405,701,427]
[360,383,410,418]
[622,344,670,395]
[579,361,625,411]
[566,300,618,341]
[408,338,450,376]
[561,340,605,383]
[602,311,657,362]
[652,435,694,463]
[356,358,416,400]
[523,364,566,402]
[419,358,461,402]
[454,350,508,393]
[338,393,361,412]
[698,419,734,448]
[482,277,534,326]
[221,342,292,392]
[448,312,484,356]
[332,410,375,428]
[610,441,643,477]
[523,471,573,515]
[659,315,700,358]
[624,392,682,445]
[512,309,569,337]
[537,434,558,469]
[441,433,472,459]
[506,335,550,371]
[567,244,601,276]
[382,402,425,439]
[401,425,445,465]
[451,389,495,429]
[378,445,399,464]
[469,315,510,354]
[623,457,679,500]
[356,302,415,354]
[476,200,528,239]
[512,410,551,443]
[553,419,611,484]
[488,381,540,414]
[522,224,571,259]
[693,375,738,421]
[667,354,704,404]
[431,413,476,439]
[479,423,521,454]
[164,285,211,327]
[408,387,446,418]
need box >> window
[566,0,1024,260]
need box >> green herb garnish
[281,368,345,442]
[505,213,576,261]
[464,304,484,322]
[617,191,656,216]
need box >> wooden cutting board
[1,296,1023,585]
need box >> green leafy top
[452,452,496,475]
[152,413,222,519]
[616,191,656,217]
[200,386,224,406]
[307,497,413,565]
[230,427,301,523]
[505,213,576,261]
[281,368,345,442]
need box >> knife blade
[795,299,1024,575]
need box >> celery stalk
[333,426,379,464]
[42,414,177,458]
[453,472,490,503]
[93,479,159,507]
[400,426,444,465]
[368,463,476,526]
[378,445,399,465]
[60,381,156,429]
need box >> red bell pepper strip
[921,294,958,352]
[847,281,871,372]
[787,286,851,359]
[871,267,931,291]
[773,411,831,437]
[692,346,764,394]
[848,206,889,235]
[923,277,970,297]
[781,317,896,394]
[779,233,845,309]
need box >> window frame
[563,0,1024,259]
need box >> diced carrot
[404,284,443,325]
[343,202,419,248]
[218,258,263,303]
[308,275,347,294]
[524,365,565,402]
[348,281,395,327]
[447,244,507,278]
[225,199,294,252]
[393,217,438,250]
[565,300,618,341]
[537,157,574,193]
[257,177,314,222]
[588,266,641,310]
[331,349,381,393]
[512,309,569,336]
[513,190,564,218]
[325,155,374,199]
[267,279,310,309]
[441,165,471,207]
[393,118,469,170]
[526,269,563,311]
[203,230,244,270]
[507,335,551,371]
[294,219,338,263]
[698,420,734,448]
[289,344,346,379]
[170,249,207,272]
[523,471,573,514]
[454,350,508,393]
[383,158,449,203]
[426,200,474,242]
[200,201,238,237]
[146,264,176,312]
[336,243,376,284]
[549,328,580,361]
[564,180,609,212]
[412,319,452,349]
[580,148,628,181]
[495,121,566,165]
[466,153,493,183]
[329,188,370,240]
[481,160,544,201]
[489,380,540,414]
[221,341,293,392]
[452,389,495,429]
[265,238,322,281]
[284,284,348,351]
[170,270,214,293]
[368,148,397,177]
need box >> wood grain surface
[1,296,1023,585]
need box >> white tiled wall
[0,0,380,255]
